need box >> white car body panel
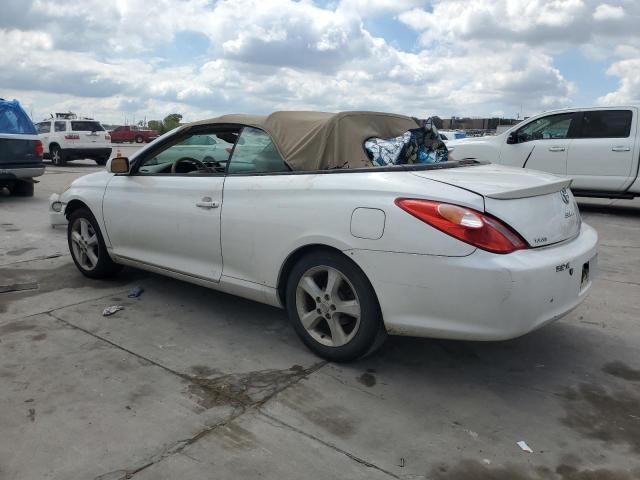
[448,106,640,196]
[57,129,599,342]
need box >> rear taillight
[34,140,43,158]
[395,198,528,254]
[64,134,80,140]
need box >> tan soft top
[186,111,419,170]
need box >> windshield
[71,121,105,132]
[0,100,37,135]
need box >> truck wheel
[68,208,122,278]
[95,156,109,166]
[50,145,66,166]
[285,250,386,362]
[135,135,144,143]
[11,180,34,197]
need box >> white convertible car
[52,111,598,361]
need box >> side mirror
[506,131,518,144]
[108,156,130,173]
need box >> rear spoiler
[486,178,573,200]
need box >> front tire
[95,156,109,166]
[68,208,122,278]
[285,250,386,362]
[135,135,143,143]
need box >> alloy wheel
[295,266,361,347]
[70,217,99,271]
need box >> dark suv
[0,99,44,197]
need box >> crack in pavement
[45,312,329,480]
[259,411,402,479]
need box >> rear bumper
[0,163,45,180]
[349,223,598,340]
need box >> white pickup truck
[447,107,640,199]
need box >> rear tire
[11,180,34,197]
[50,144,66,166]
[135,135,143,143]
[285,250,386,362]
[95,156,108,166]
[68,208,122,279]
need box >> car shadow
[577,201,640,218]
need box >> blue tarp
[0,99,37,135]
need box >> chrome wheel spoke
[71,231,82,245]
[300,310,322,330]
[80,219,89,240]
[86,234,98,246]
[334,299,360,318]
[86,248,98,267]
[327,317,347,346]
[300,276,323,300]
[325,268,341,298]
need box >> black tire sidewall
[285,251,383,362]
[11,180,34,197]
[67,208,121,278]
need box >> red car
[109,125,159,144]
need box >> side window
[577,110,632,139]
[54,121,66,132]
[227,127,289,174]
[137,132,225,175]
[516,113,574,143]
[37,122,51,133]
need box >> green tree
[162,113,183,134]
[147,120,162,132]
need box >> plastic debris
[103,305,124,316]
[517,441,534,453]
[483,459,491,465]
[128,286,144,298]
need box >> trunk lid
[412,164,581,248]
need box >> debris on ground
[516,440,533,453]
[128,286,144,298]
[102,305,124,316]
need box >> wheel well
[49,142,60,152]
[276,244,356,307]
[64,199,90,220]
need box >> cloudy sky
[1,0,638,124]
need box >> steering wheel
[171,157,212,174]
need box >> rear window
[71,121,105,132]
[577,110,632,138]
[0,100,37,135]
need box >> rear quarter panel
[221,170,483,288]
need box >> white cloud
[597,58,640,104]
[1,0,638,124]
[593,3,625,20]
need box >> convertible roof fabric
[187,111,419,171]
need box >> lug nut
[325,313,331,319]
[317,308,321,314]
[330,305,336,311]
[324,294,330,300]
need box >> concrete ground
[1,163,639,480]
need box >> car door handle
[195,197,219,209]
[612,146,630,152]
[548,146,565,152]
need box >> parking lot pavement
[1,168,640,479]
